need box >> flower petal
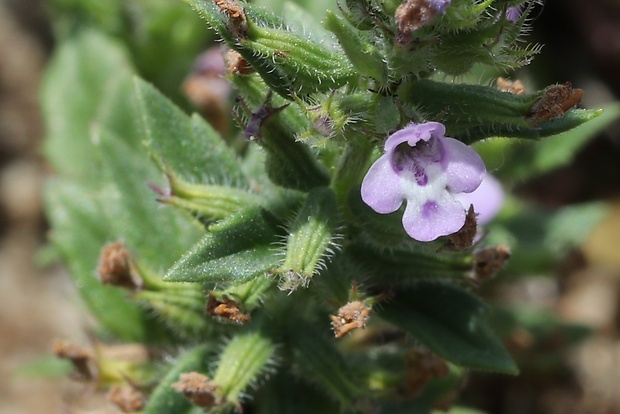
[384,122,446,153]
[361,154,404,214]
[455,174,504,224]
[441,137,486,193]
[401,193,466,242]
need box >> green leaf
[288,322,361,406]
[164,208,284,283]
[254,373,341,414]
[399,79,602,143]
[96,128,204,271]
[44,180,153,341]
[134,78,249,187]
[545,202,608,256]
[476,102,620,181]
[41,29,137,180]
[376,281,518,374]
[42,30,205,340]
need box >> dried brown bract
[97,241,142,291]
[471,244,511,283]
[107,383,145,413]
[330,300,372,338]
[527,82,583,123]
[496,77,526,95]
[446,204,477,251]
[214,0,247,38]
[172,372,221,409]
[206,293,251,324]
[53,339,97,382]
[403,348,449,397]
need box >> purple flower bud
[432,0,451,14]
[361,122,486,242]
[505,5,524,23]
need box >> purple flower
[361,122,486,242]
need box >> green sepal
[143,344,214,414]
[483,108,604,141]
[133,287,211,338]
[216,276,274,312]
[399,79,536,139]
[164,207,285,284]
[323,11,387,83]
[260,113,331,191]
[240,20,357,98]
[376,281,518,374]
[212,332,276,405]
[346,240,473,283]
[346,187,410,245]
[163,172,258,221]
[331,139,374,206]
[429,20,517,75]
[398,79,600,143]
[342,0,381,30]
[231,76,329,192]
[231,75,312,136]
[277,188,340,283]
[183,0,355,99]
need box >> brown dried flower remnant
[107,383,145,413]
[226,50,255,75]
[206,293,251,324]
[97,241,142,291]
[496,77,526,95]
[172,372,221,409]
[395,0,450,45]
[446,204,477,251]
[470,244,511,283]
[403,348,449,397]
[214,0,247,38]
[527,82,583,123]
[53,339,97,382]
[330,300,372,338]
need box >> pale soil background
[0,1,107,412]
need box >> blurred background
[0,0,619,412]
